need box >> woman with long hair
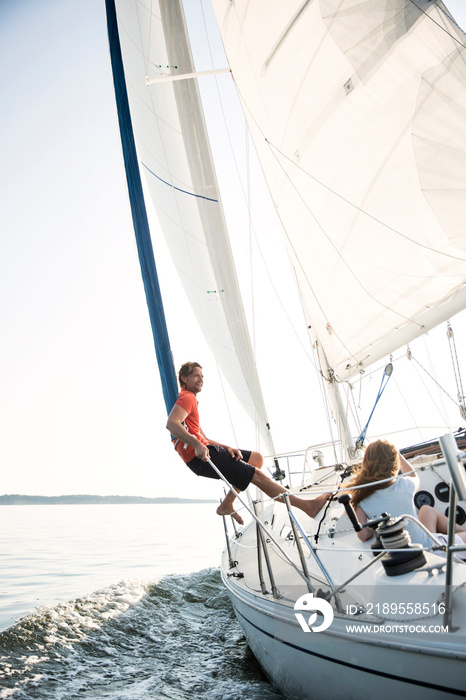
[347,440,466,548]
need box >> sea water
[0,504,283,699]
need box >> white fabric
[435,533,466,561]
[359,474,431,548]
[212,0,466,377]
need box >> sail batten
[146,67,230,84]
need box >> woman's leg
[418,504,466,534]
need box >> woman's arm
[355,505,374,541]
[399,453,416,477]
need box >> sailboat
[105,0,466,697]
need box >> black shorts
[186,445,255,492]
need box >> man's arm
[166,404,242,462]
[166,404,209,461]
[199,429,243,461]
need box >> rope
[355,361,393,449]
[141,162,218,201]
[313,493,334,544]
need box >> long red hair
[348,440,399,509]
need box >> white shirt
[359,474,431,548]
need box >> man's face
[183,366,204,394]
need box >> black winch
[338,494,427,576]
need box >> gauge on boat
[445,505,466,526]
[435,482,451,503]
[414,490,435,509]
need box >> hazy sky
[1,0,465,500]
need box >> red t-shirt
[173,389,208,463]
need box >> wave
[0,568,283,699]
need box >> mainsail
[211,0,466,379]
[108,0,275,454]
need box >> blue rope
[142,162,219,203]
[355,363,393,449]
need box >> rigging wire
[361,320,466,444]
[447,320,466,420]
[391,371,425,444]
[311,336,344,464]
[355,361,393,449]
[341,364,367,444]
[265,140,466,266]
[407,346,461,412]
[197,1,320,375]
[197,0,332,464]
[198,0,274,451]
[344,376,363,437]
[409,0,466,48]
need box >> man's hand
[195,442,210,462]
[226,446,243,461]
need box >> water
[0,504,283,699]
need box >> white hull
[223,574,465,700]
[220,454,466,699]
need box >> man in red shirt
[166,362,330,524]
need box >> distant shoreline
[0,495,217,506]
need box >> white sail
[211,0,466,378]
[113,0,275,453]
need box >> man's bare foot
[216,503,244,525]
[301,492,332,518]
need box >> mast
[105,0,178,414]
[314,338,358,463]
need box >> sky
[1,0,465,500]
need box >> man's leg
[251,469,330,519]
[216,451,263,524]
[217,487,242,523]
[218,460,329,523]
[248,451,263,469]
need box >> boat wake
[0,568,283,699]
